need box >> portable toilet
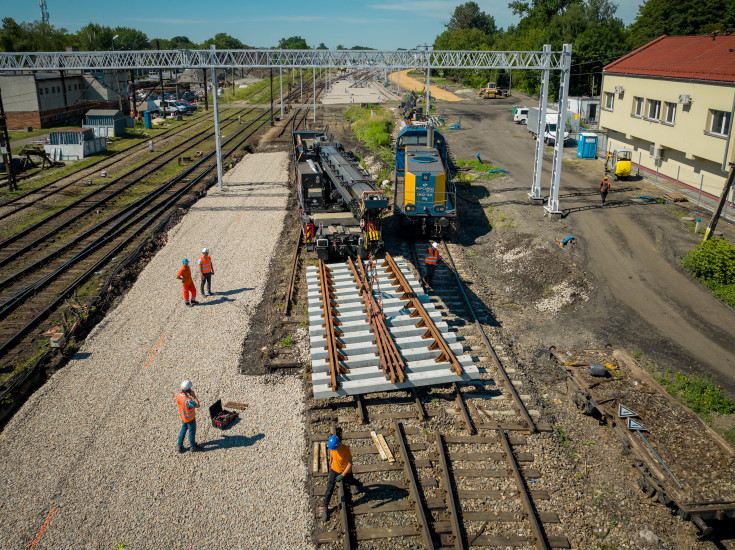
[143,111,152,129]
[577,132,598,159]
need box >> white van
[514,107,529,124]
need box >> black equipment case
[208,399,238,429]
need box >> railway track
[0,108,254,279]
[306,237,568,549]
[0,108,272,371]
[0,107,222,218]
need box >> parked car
[513,107,529,124]
[174,100,197,112]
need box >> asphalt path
[443,96,735,392]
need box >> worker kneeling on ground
[321,435,363,520]
[175,380,203,453]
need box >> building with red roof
[599,34,735,200]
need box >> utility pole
[0,88,18,191]
[202,69,208,111]
[704,162,735,241]
[270,68,274,126]
[210,45,223,191]
[130,70,137,117]
[155,40,164,114]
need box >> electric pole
[704,162,735,241]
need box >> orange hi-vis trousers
[183,282,196,301]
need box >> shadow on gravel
[351,483,409,508]
[561,198,654,217]
[196,287,253,306]
[201,432,265,451]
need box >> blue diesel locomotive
[393,124,457,236]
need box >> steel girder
[0,49,564,71]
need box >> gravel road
[0,151,315,549]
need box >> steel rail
[346,257,405,384]
[0,107,221,213]
[453,382,475,435]
[383,252,463,375]
[0,109,250,219]
[394,420,435,549]
[318,260,347,391]
[283,230,302,317]
[0,109,271,358]
[0,110,249,266]
[439,241,537,433]
[435,430,466,550]
[498,427,549,550]
[331,423,353,550]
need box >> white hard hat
[432,242,438,249]
[202,248,209,254]
[181,380,192,391]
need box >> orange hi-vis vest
[600,180,609,192]
[176,392,196,423]
[199,255,213,274]
[425,247,439,265]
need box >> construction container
[577,132,598,159]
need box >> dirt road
[441,95,735,394]
[389,70,465,102]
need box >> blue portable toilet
[143,110,152,129]
[577,132,597,159]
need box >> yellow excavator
[605,148,632,180]
[478,81,498,99]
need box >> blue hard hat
[182,258,189,264]
[327,435,340,450]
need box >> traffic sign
[319,222,323,230]
[618,405,638,418]
[360,219,365,228]
[627,418,647,431]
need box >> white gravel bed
[0,152,314,549]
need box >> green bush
[343,105,394,165]
[682,237,735,285]
[655,369,735,418]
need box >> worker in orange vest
[198,248,215,297]
[424,241,439,288]
[321,435,363,520]
[600,176,610,206]
[176,380,202,453]
[176,258,198,307]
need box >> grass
[8,125,79,142]
[653,368,735,420]
[0,340,51,386]
[343,105,394,166]
[280,333,294,348]
[485,203,516,229]
[455,157,507,181]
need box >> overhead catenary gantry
[0,46,572,214]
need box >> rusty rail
[438,241,537,433]
[435,430,466,549]
[383,252,463,375]
[318,260,348,391]
[394,420,436,549]
[499,427,549,550]
[346,256,406,384]
[453,382,475,435]
[284,229,302,317]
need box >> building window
[45,87,49,94]
[632,97,643,117]
[604,92,614,110]
[709,109,731,136]
[646,99,661,121]
[39,88,43,95]
[664,102,676,125]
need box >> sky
[6,0,644,49]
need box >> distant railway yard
[0,66,734,550]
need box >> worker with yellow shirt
[321,435,364,520]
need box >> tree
[169,36,197,49]
[629,0,734,49]
[201,33,245,49]
[316,42,328,49]
[0,18,25,51]
[111,27,149,50]
[76,23,115,50]
[278,36,308,49]
[447,2,497,35]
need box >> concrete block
[312,356,476,384]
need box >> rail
[439,241,537,433]
[317,260,348,391]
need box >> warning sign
[360,219,365,228]
[618,405,638,418]
[627,418,647,431]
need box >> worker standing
[321,435,363,520]
[175,380,203,453]
[176,258,198,307]
[198,248,215,297]
[424,241,439,288]
[600,176,610,206]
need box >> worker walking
[198,248,215,297]
[600,176,610,206]
[424,241,439,288]
[321,435,363,520]
[175,380,203,453]
[176,258,198,307]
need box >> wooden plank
[315,531,341,543]
[313,481,407,496]
[312,442,320,473]
[368,411,422,420]
[477,422,534,432]
[371,431,388,460]
[352,500,413,515]
[462,511,560,523]
[320,442,328,474]
[377,434,395,463]
[446,451,534,463]
[313,463,402,476]
[452,468,542,479]
[355,526,420,541]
